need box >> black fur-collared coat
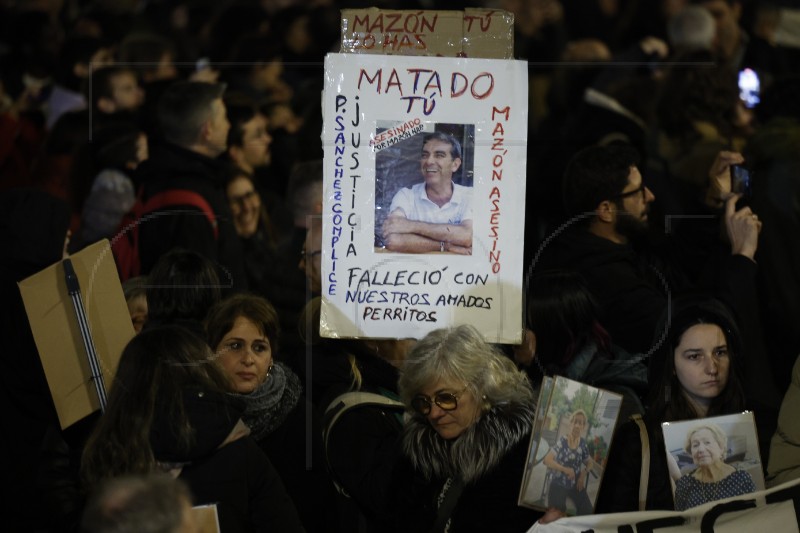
[390,401,542,533]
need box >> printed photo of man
[381,131,473,254]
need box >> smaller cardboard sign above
[340,8,514,59]
[18,239,133,429]
[462,9,515,59]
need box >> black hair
[223,94,259,149]
[647,296,746,422]
[81,326,236,487]
[562,143,641,218]
[146,249,222,325]
[421,131,462,160]
[526,270,611,373]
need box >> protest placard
[662,412,764,511]
[18,239,133,428]
[527,478,800,533]
[519,377,623,515]
[320,52,528,342]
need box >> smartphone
[731,165,752,198]
[196,57,211,72]
[738,68,760,109]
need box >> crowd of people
[3,0,800,532]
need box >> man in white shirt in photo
[381,132,473,254]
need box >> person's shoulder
[390,184,417,201]
[730,468,755,482]
[675,473,692,490]
[409,182,426,194]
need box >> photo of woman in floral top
[543,409,596,514]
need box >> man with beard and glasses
[535,144,763,356]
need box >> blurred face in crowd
[674,323,730,413]
[109,71,144,111]
[215,316,273,394]
[238,113,272,169]
[152,51,178,82]
[205,98,230,157]
[90,47,114,70]
[134,133,149,168]
[126,293,148,334]
[253,60,284,90]
[299,221,322,294]
[701,0,742,60]
[226,175,261,238]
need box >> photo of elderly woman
[662,412,764,511]
[518,376,623,515]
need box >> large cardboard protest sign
[320,53,528,342]
[19,240,133,428]
[526,478,800,532]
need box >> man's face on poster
[420,139,461,188]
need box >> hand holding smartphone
[731,165,752,198]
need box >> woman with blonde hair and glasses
[391,324,542,532]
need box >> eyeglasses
[300,249,322,260]
[411,387,467,416]
[229,190,258,206]
[613,183,647,200]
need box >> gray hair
[399,325,533,414]
[668,6,715,53]
[81,474,192,533]
[684,422,728,459]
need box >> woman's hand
[577,469,587,492]
[538,507,567,524]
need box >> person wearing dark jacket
[536,144,764,361]
[0,188,80,530]
[521,269,647,420]
[596,298,749,513]
[81,325,304,533]
[134,81,247,290]
[206,293,333,533]
[224,168,305,336]
[390,325,541,533]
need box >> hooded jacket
[392,400,541,533]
